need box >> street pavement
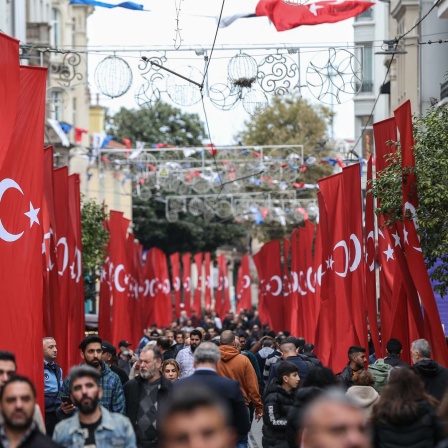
[249,418,262,448]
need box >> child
[262,361,300,448]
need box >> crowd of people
[2,309,448,447]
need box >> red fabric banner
[394,101,448,365]
[181,253,192,315]
[289,229,300,336]
[0,60,47,411]
[318,174,355,373]
[109,211,132,346]
[342,164,368,352]
[146,248,172,328]
[256,0,374,31]
[204,252,212,311]
[364,157,381,357]
[282,237,292,332]
[98,241,112,342]
[215,254,230,318]
[236,254,252,313]
[253,240,284,332]
[192,253,203,315]
[170,252,182,319]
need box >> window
[51,90,62,121]
[50,8,61,48]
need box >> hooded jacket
[217,345,263,413]
[414,359,448,401]
[262,379,297,448]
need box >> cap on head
[118,340,132,348]
[101,341,116,356]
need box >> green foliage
[132,195,247,254]
[371,105,448,295]
[106,103,206,146]
[81,197,109,274]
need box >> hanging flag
[170,253,182,319]
[182,253,192,315]
[98,229,112,343]
[0,58,47,412]
[236,254,252,313]
[192,253,203,315]
[289,229,300,336]
[204,252,212,311]
[215,254,230,318]
[253,240,285,332]
[364,156,381,357]
[70,0,145,9]
[214,0,374,30]
[394,101,448,365]
[282,237,292,328]
[145,248,172,328]
[74,127,88,143]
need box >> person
[175,342,251,447]
[262,362,300,448]
[302,344,323,367]
[217,330,263,423]
[0,376,61,448]
[53,366,136,447]
[174,331,185,355]
[176,329,202,378]
[338,346,367,390]
[101,341,129,386]
[158,385,236,448]
[345,371,379,418]
[157,337,176,361]
[371,367,444,448]
[384,338,410,367]
[118,340,133,376]
[268,338,311,386]
[263,336,285,386]
[255,339,274,374]
[165,330,177,351]
[300,390,370,448]
[0,351,46,434]
[43,337,63,436]
[57,335,125,419]
[123,346,172,448]
[411,338,448,401]
[162,359,180,382]
[286,367,338,448]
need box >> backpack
[368,358,393,393]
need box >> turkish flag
[182,253,192,315]
[109,211,132,346]
[0,59,47,410]
[215,254,230,318]
[318,175,355,373]
[282,237,293,332]
[170,252,182,319]
[204,252,212,311]
[394,101,448,365]
[253,240,284,332]
[192,253,203,315]
[236,254,252,313]
[98,248,112,342]
[342,164,368,352]
[365,157,381,357]
[67,174,85,367]
[145,248,172,328]
[289,229,300,336]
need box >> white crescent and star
[349,234,362,272]
[56,237,69,276]
[114,264,126,292]
[307,267,316,293]
[242,275,250,289]
[270,275,282,297]
[298,271,307,296]
[333,240,349,278]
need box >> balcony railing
[355,8,374,21]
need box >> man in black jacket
[175,342,251,444]
[101,341,129,386]
[338,346,367,390]
[412,338,448,400]
[124,346,172,448]
[384,338,409,368]
[0,376,61,448]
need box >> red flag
[109,211,132,346]
[204,252,212,311]
[146,248,172,328]
[289,229,300,337]
[253,240,284,332]
[98,249,112,342]
[192,253,203,314]
[364,157,381,356]
[67,174,85,367]
[236,254,252,313]
[170,252,182,319]
[0,61,47,411]
[282,237,293,332]
[394,101,448,365]
[318,174,355,373]
[215,254,230,318]
[342,164,368,352]
[182,253,192,315]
